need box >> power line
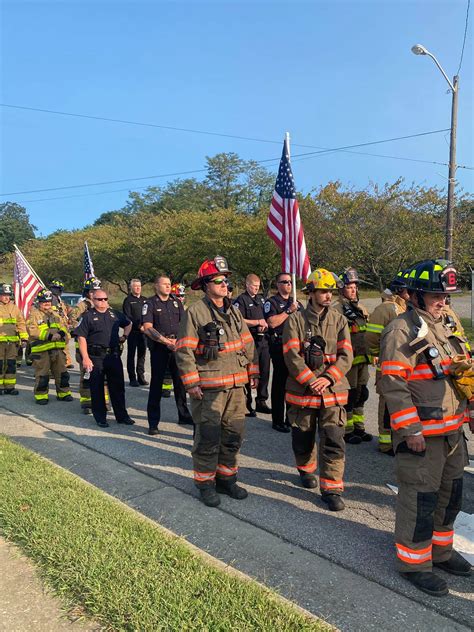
[0,128,453,196]
[456,0,471,76]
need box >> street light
[411,43,459,261]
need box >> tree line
[1,152,472,293]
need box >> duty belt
[87,344,120,357]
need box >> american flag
[84,241,95,281]
[267,137,311,281]
[13,250,42,317]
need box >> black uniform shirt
[73,308,130,348]
[142,294,184,338]
[122,294,147,331]
[233,291,266,336]
[263,294,304,336]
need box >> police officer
[122,278,148,387]
[234,274,271,416]
[0,283,28,394]
[73,289,134,428]
[264,272,304,432]
[332,267,372,444]
[380,259,472,596]
[175,256,259,507]
[142,274,192,435]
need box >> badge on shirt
[264,302,271,314]
[142,304,148,316]
[173,301,178,308]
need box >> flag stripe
[13,250,42,317]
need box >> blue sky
[1,0,472,236]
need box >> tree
[204,153,245,209]
[0,202,36,255]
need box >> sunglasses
[278,280,292,285]
[211,278,229,285]
[94,297,108,301]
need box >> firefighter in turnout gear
[26,289,73,405]
[379,259,473,597]
[0,283,28,394]
[49,279,73,368]
[175,256,259,508]
[366,270,410,453]
[332,267,372,444]
[282,269,353,512]
[70,277,109,414]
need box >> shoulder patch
[234,302,240,309]
[77,317,82,327]
[264,301,271,314]
[142,304,148,316]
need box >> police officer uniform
[122,292,148,386]
[233,290,271,415]
[142,294,192,431]
[264,293,303,432]
[73,307,133,428]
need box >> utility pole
[445,75,459,261]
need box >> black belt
[87,345,120,357]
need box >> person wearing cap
[282,269,353,512]
[0,283,28,394]
[263,272,304,432]
[379,259,473,596]
[122,278,148,387]
[142,274,193,435]
[234,273,271,417]
[332,267,372,444]
[26,289,73,405]
[49,279,73,368]
[366,270,410,454]
[175,256,259,507]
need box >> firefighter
[234,274,272,417]
[366,271,410,454]
[442,297,472,354]
[264,272,304,432]
[332,267,372,444]
[122,278,148,387]
[379,259,473,596]
[282,269,353,512]
[70,277,109,414]
[175,256,259,507]
[26,289,73,405]
[48,279,73,368]
[0,283,28,394]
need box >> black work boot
[255,401,272,414]
[434,550,472,576]
[344,432,362,445]
[299,471,318,489]
[199,486,221,507]
[272,422,290,433]
[216,478,248,500]
[354,428,373,442]
[5,388,19,395]
[321,493,345,512]
[400,571,448,596]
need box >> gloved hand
[449,354,474,400]
[50,332,62,342]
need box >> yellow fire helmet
[304,268,338,293]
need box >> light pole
[411,44,459,261]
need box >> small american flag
[13,250,42,317]
[267,137,311,281]
[84,241,95,281]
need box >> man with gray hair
[122,278,148,387]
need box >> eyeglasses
[211,278,229,285]
[94,297,108,302]
[278,280,292,285]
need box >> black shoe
[354,429,373,442]
[26,360,33,366]
[118,417,135,425]
[138,378,149,386]
[216,479,248,500]
[162,390,172,398]
[36,399,48,405]
[57,395,73,402]
[5,388,19,395]
[178,416,194,425]
[96,420,109,428]
[129,379,140,387]
[321,494,345,512]
[272,422,290,433]
[199,487,221,507]
[82,407,91,415]
[148,427,159,436]
[67,364,75,369]
[434,551,472,577]
[299,471,318,489]
[379,447,395,456]
[344,432,362,445]
[400,572,448,597]
[245,409,257,418]
[255,402,272,414]
[0,390,3,395]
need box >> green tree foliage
[0,202,37,255]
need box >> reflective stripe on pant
[394,430,467,572]
[32,349,71,400]
[288,403,346,494]
[191,387,246,487]
[0,342,18,390]
[344,363,369,433]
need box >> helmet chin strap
[415,290,426,311]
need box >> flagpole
[13,244,46,287]
[285,131,298,304]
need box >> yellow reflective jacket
[27,307,68,353]
[0,302,28,343]
[366,295,407,356]
[332,296,369,365]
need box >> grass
[0,436,328,632]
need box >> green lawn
[0,436,329,631]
